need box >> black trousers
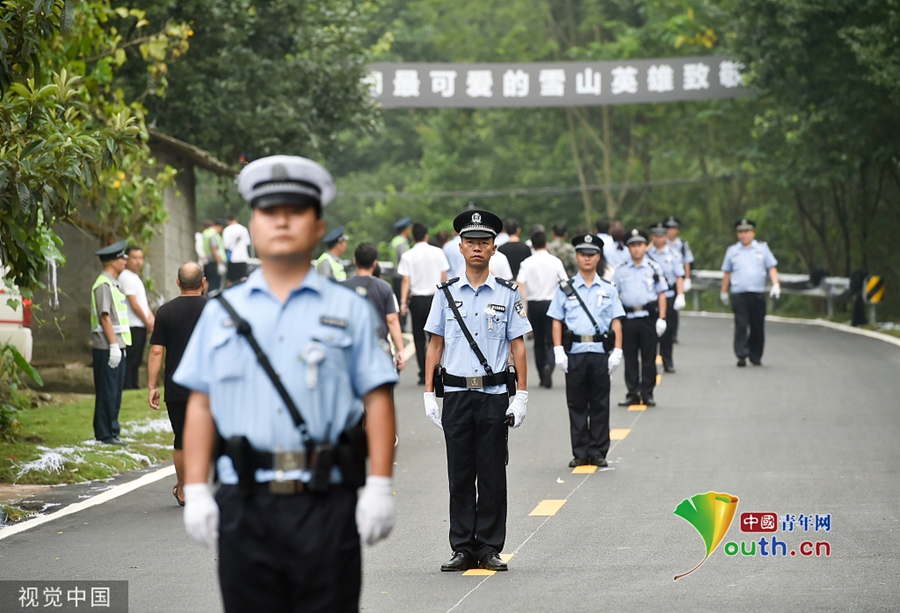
[658,296,678,370]
[565,352,611,460]
[165,400,187,450]
[92,348,125,441]
[442,391,508,560]
[124,327,146,389]
[622,317,657,400]
[409,294,434,380]
[732,292,767,362]
[527,300,554,382]
[217,484,361,613]
[204,262,223,295]
[392,277,407,329]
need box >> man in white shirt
[398,223,449,384]
[489,250,513,280]
[119,246,154,389]
[221,214,252,287]
[516,231,567,388]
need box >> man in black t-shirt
[498,218,533,280]
[148,262,208,505]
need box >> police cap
[649,221,668,236]
[394,216,412,231]
[95,240,128,262]
[625,228,649,245]
[323,226,348,246]
[663,215,681,229]
[453,209,503,239]
[735,217,756,231]
[237,155,335,210]
[572,233,602,253]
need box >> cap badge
[584,235,593,243]
[271,163,288,180]
[472,213,482,224]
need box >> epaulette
[615,261,628,269]
[438,277,460,289]
[496,277,518,291]
[646,259,663,272]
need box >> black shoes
[100,438,126,445]
[569,457,589,468]
[737,357,747,367]
[588,456,608,468]
[618,394,641,406]
[441,551,475,572]
[643,395,656,407]
[540,365,553,388]
[750,359,762,366]
[663,366,676,373]
[480,552,508,572]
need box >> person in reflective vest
[315,226,348,280]
[90,240,132,445]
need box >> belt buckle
[273,450,306,472]
[269,480,303,495]
[466,376,484,389]
[579,335,594,343]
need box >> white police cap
[237,155,336,209]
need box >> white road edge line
[0,465,176,540]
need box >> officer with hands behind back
[548,234,625,468]
[174,155,399,613]
[423,208,531,573]
[612,229,669,407]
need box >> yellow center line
[571,465,597,474]
[529,499,567,516]
[628,404,647,411]
[610,428,630,440]
[655,355,663,365]
[656,374,662,385]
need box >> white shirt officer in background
[118,245,154,390]
[222,214,252,287]
[720,217,780,367]
[174,155,398,613]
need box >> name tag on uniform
[320,316,348,328]
[597,292,609,306]
[455,300,463,308]
[487,303,506,313]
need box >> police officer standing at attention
[548,233,625,468]
[647,221,686,373]
[315,225,348,281]
[720,218,780,367]
[612,229,668,406]
[91,241,132,445]
[174,155,398,613]
[664,215,693,343]
[423,208,531,573]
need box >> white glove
[769,283,781,300]
[655,318,667,337]
[607,348,623,375]
[673,294,686,311]
[356,475,395,546]
[183,483,219,549]
[506,391,528,428]
[424,392,442,429]
[553,345,568,373]
[683,278,692,293]
[217,262,227,276]
[108,344,122,369]
[720,291,730,306]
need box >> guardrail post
[868,303,877,325]
[692,290,700,311]
[826,289,834,319]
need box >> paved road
[2,316,899,612]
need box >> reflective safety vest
[316,252,347,281]
[90,274,132,346]
[389,235,408,265]
[202,227,220,259]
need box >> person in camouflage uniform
[548,222,577,278]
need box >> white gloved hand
[607,348,623,375]
[183,483,219,549]
[217,262,227,277]
[673,294,686,311]
[356,476,395,546]
[769,283,781,300]
[108,344,122,369]
[506,391,528,428]
[553,345,568,374]
[424,392,442,429]
[655,318,667,337]
[720,291,730,306]
[683,278,692,293]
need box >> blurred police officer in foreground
[612,229,668,407]
[720,218,780,367]
[424,209,531,573]
[91,241,131,445]
[174,155,398,613]
[647,221,685,373]
[664,215,693,342]
[548,234,624,468]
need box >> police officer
[202,219,227,295]
[720,218,780,367]
[315,226,348,280]
[91,241,131,445]
[664,215,694,342]
[174,155,398,613]
[647,221,686,373]
[423,208,531,573]
[390,217,412,327]
[612,229,668,407]
[548,234,625,468]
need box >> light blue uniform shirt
[443,236,465,280]
[668,236,694,265]
[612,257,669,317]
[547,273,626,354]
[173,268,397,485]
[603,242,630,268]
[721,240,777,294]
[647,245,685,298]
[424,273,532,394]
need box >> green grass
[0,390,175,485]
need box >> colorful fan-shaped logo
[673,491,739,580]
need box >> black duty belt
[442,370,509,389]
[624,301,658,314]
[570,333,607,343]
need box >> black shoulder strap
[496,277,518,291]
[560,277,603,335]
[216,294,311,443]
[438,280,494,375]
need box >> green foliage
[0,343,42,438]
